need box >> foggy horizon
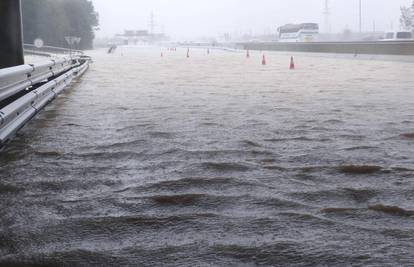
[93,0,411,39]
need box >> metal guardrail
[0,55,90,148]
[0,57,75,102]
[24,44,83,56]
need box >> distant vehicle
[277,23,319,42]
[381,31,413,41]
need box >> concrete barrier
[238,41,414,56]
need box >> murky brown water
[1,47,414,266]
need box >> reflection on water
[1,47,414,266]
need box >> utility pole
[359,0,362,33]
[0,0,24,69]
[324,0,331,33]
[149,11,155,35]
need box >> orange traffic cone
[262,54,266,65]
[289,56,295,70]
[246,50,250,58]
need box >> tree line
[22,0,99,50]
[400,1,414,31]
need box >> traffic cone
[246,50,250,58]
[289,56,295,70]
[187,48,190,58]
[262,54,266,65]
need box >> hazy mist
[94,0,409,39]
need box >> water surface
[1,47,414,266]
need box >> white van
[382,31,413,41]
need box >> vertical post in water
[0,0,24,69]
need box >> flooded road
[1,47,414,266]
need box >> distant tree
[21,0,99,49]
[60,0,99,49]
[400,3,414,31]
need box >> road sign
[65,36,81,46]
[34,38,44,48]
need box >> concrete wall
[0,0,24,68]
[239,41,414,56]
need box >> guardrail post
[0,0,24,69]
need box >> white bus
[277,23,319,42]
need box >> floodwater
[1,47,414,266]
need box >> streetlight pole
[0,0,25,69]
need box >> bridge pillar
[0,0,24,69]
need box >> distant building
[121,30,149,37]
[112,30,168,45]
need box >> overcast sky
[92,0,411,39]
